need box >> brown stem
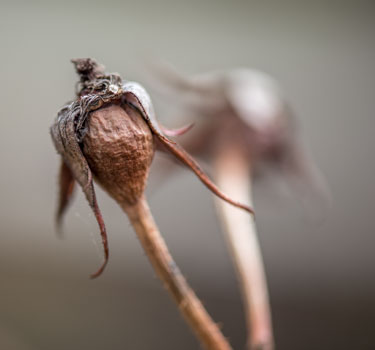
[213,147,274,350]
[123,196,232,350]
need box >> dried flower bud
[50,58,254,278]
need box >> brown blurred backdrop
[0,0,374,349]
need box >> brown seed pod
[50,58,254,278]
[82,103,154,206]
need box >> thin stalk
[123,196,232,350]
[213,147,274,350]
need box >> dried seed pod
[82,103,154,206]
[50,58,254,278]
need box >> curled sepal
[56,160,76,233]
[121,82,254,216]
[50,105,109,278]
[161,123,194,137]
[158,136,255,216]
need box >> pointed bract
[56,160,76,232]
[161,123,194,137]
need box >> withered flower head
[50,58,254,278]
[150,64,329,202]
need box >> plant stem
[123,196,232,350]
[213,146,274,350]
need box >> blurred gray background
[0,0,374,349]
